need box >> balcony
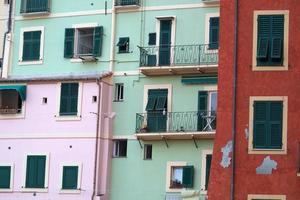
[135,111,216,140]
[20,0,50,15]
[139,44,218,76]
[115,0,140,8]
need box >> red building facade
[208,1,300,200]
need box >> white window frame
[200,150,213,194]
[0,84,26,120]
[252,10,289,71]
[113,139,128,158]
[248,194,286,200]
[55,82,83,121]
[0,163,14,192]
[18,26,45,66]
[59,163,82,194]
[114,83,124,102]
[21,153,50,193]
[165,161,187,193]
[205,12,220,53]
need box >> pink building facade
[0,73,113,200]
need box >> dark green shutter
[20,0,26,13]
[64,28,75,58]
[93,26,103,57]
[209,17,219,49]
[182,166,194,188]
[253,101,283,149]
[22,31,41,61]
[148,33,156,45]
[205,154,212,190]
[198,91,208,131]
[270,15,284,61]
[62,166,78,189]
[0,166,11,189]
[155,96,167,110]
[60,83,79,116]
[25,156,46,188]
[257,38,269,58]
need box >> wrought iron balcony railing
[136,111,217,133]
[20,0,50,14]
[139,44,218,67]
[115,0,140,6]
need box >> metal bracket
[137,139,143,149]
[162,136,169,148]
[192,135,198,149]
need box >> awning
[181,76,218,85]
[0,85,27,101]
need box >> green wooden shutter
[25,156,46,188]
[257,15,271,65]
[62,166,78,189]
[257,38,269,59]
[148,33,156,45]
[253,102,268,148]
[20,0,26,13]
[198,91,208,131]
[60,83,79,116]
[182,166,194,188]
[93,26,103,57]
[59,83,70,115]
[22,31,41,61]
[70,83,79,115]
[32,31,41,60]
[64,28,75,58]
[270,15,284,62]
[205,154,212,190]
[269,101,283,149]
[0,166,11,189]
[209,17,219,49]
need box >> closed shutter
[205,154,212,190]
[209,17,219,49]
[60,83,79,116]
[253,101,283,149]
[0,166,11,189]
[22,31,41,61]
[25,156,46,188]
[198,91,208,131]
[93,26,103,57]
[62,166,78,189]
[182,166,194,188]
[64,28,75,58]
[148,33,156,45]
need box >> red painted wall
[208,1,300,199]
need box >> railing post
[198,45,201,65]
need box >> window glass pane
[77,28,94,55]
[171,167,183,188]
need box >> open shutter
[0,166,11,189]
[93,26,103,57]
[155,96,167,110]
[257,37,269,59]
[270,15,284,61]
[253,102,268,149]
[182,166,194,188]
[198,91,208,131]
[209,17,219,49]
[205,154,212,190]
[64,28,75,58]
[257,16,271,64]
[269,101,283,149]
[271,37,282,59]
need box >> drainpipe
[92,78,102,200]
[230,0,238,200]
[109,0,116,72]
[1,0,13,78]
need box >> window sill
[248,148,286,155]
[70,58,83,63]
[166,188,183,193]
[59,189,81,194]
[112,156,127,158]
[252,65,288,71]
[18,60,43,66]
[21,188,48,193]
[55,115,82,121]
[0,113,25,120]
[118,51,130,54]
[0,188,13,193]
[113,100,124,102]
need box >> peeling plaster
[256,156,277,174]
[220,140,233,168]
[245,128,249,140]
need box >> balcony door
[197,91,217,131]
[146,89,168,132]
[159,20,172,66]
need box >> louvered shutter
[64,28,75,58]
[93,26,103,57]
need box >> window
[253,11,289,70]
[198,91,217,131]
[166,162,194,192]
[115,0,140,6]
[209,17,219,49]
[59,83,79,116]
[25,155,47,189]
[117,37,129,53]
[113,140,127,157]
[114,83,124,102]
[249,97,287,154]
[62,166,79,190]
[144,144,152,160]
[64,26,103,59]
[0,165,12,191]
[19,27,44,65]
[0,90,22,114]
[200,150,212,194]
[20,0,50,14]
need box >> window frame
[22,153,50,193]
[113,140,128,158]
[55,82,83,121]
[18,26,45,66]
[0,164,14,192]
[252,10,289,71]
[59,163,82,194]
[165,161,186,193]
[200,150,213,194]
[143,144,152,160]
[114,83,124,102]
[248,194,286,200]
[205,13,220,53]
[117,37,130,53]
[248,96,288,154]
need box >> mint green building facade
[110,1,219,200]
